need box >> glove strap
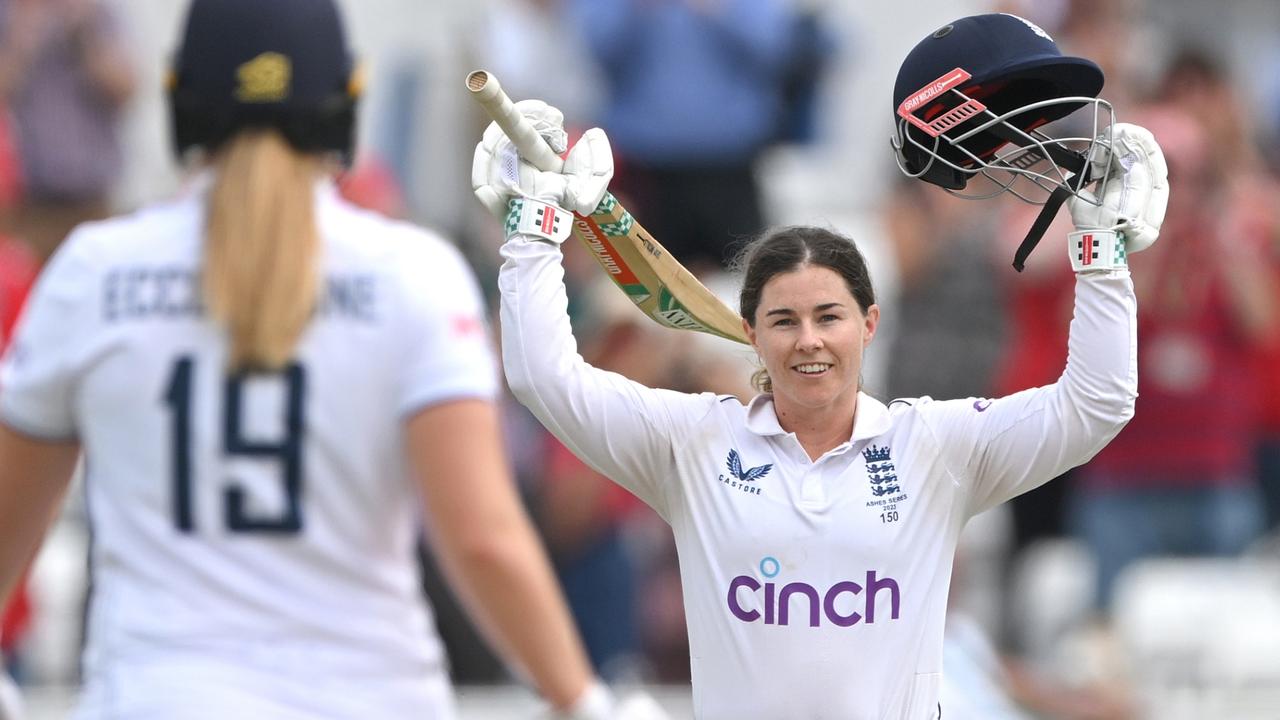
[1068,229,1127,272]
[506,198,573,244]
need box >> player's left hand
[1068,122,1169,254]
[472,99,614,219]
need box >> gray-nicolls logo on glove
[1067,123,1170,271]
[472,99,614,222]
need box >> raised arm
[927,124,1168,516]
[474,101,715,517]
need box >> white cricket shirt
[499,235,1136,720]
[0,180,496,718]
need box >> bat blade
[571,194,748,344]
[466,69,749,345]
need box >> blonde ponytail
[205,130,322,371]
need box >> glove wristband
[506,198,573,244]
[1068,229,1127,273]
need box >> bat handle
[466,70,565,174]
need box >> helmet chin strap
[985,123,1094,272]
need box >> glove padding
[1067,123,1169,253]
[472,100,613,218]
[544,680,672,720]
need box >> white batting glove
[1066,123,1169,271]
[471,100,614,220]
[543,680,672,720]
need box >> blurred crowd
[1,0,1279,718]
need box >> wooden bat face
[466,69,747,344]
[572,193,748,344]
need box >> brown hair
[205,130,322,371]
[733,226,876,393]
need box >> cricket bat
[466,70,750,345]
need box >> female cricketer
[473,91,1166,717]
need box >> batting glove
[1066,123,1169,271]
[542,680,672,720]
[471,100,614,221]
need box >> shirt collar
[745,392,893,442]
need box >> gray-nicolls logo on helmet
[890,13,1118,271]
[167,0,362,166]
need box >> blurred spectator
[1000,0,1158,104]
[538,433,646,679]
[0,111,17,209]
[0,106,37,684]
[533,277,684,681]
[0,568,30,681]
[337,159,512,686]
[0,0,135,263]
[1052,0,1150,108]
[987,204,1081,660]
[771,2,837,147]
[564,0,799,271]
[1068,102,1277,613]
[994,205,1077,542]
[983,1,1147,648]
[1257,279,1280,535]
[1157,51,1280,537]
[0,117,34,339]
[476,0,602,126]
[338,154,408,220]
[945,596,1136,720]
[880,177,1007,402]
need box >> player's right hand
[471,100,614,219]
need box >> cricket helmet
[167,0,361,163]
[891,13,1114,204]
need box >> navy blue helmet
[167,0,360,163]
[891,13,1109,200]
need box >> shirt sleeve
[0,229,99,440]
[499,234,718,519]
[921,269,1138,518]
[396,234,499,416]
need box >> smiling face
[745,264,879,420]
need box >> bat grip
[466,70,565,174]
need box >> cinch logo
[717,449,771,496]
[727,557,901,628]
